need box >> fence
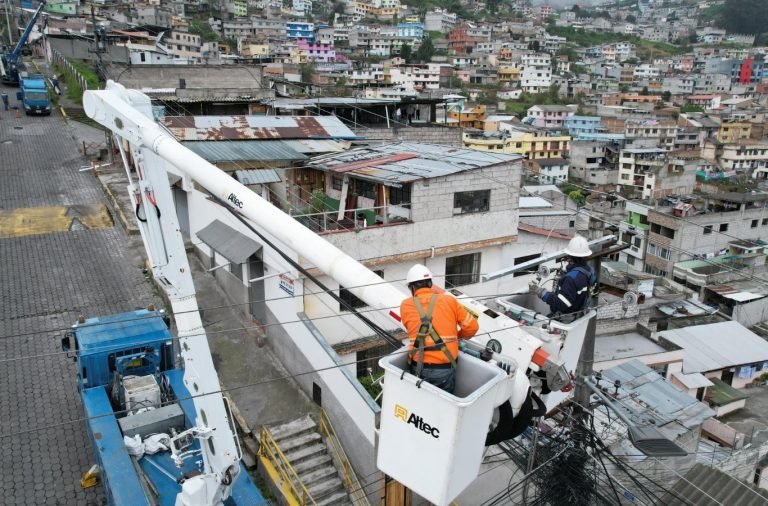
[51,48,88,92]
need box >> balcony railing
[293,204,411,233]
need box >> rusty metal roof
[306,142,521,185]
[162,115,359,141]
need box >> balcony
[294,204,412,234]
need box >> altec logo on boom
[395,404,440,438]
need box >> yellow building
[448,104,486,129]
[718,121,751,144]
[240,42,270,58]
[498,66,521,84]
[463,130,571,160]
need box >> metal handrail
[258,427,316,505]
[318,409,372,506]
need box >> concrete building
[619,201,651,270]
[463,126,571,161]
[424,8,457,33]
[520,53,552,94]
[294,143,526,343]
[565,116,604,138]
[526,105,573,130]
[569,140,617,187]
[645,192,768,278]
[659,321,768,415]
[524,158,569,184]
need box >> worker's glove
[530,281,547,299]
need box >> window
[340,270,383,311]
[390,183,411,206]
[353,179,376,200]
[763,218,768,226]
[719,223,729,232]
[752,219,759,228]
[512,253,539,278]
[453,190,490,214]
[703,225,713,235]
[140,53,146,62]
[445,253,481,287]
[331,176,343,191]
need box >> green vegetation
[680,104,704,113]
[502,85,572,117]
[54,60,99,104]
[415,35,435,63]
[360,371,384,401]
[188,19,220,42]
[546,26,689,59]
[714,0,768,40]
[568,190,587,207]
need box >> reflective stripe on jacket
[543,263,592,314]
[400,287,479,365]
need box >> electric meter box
[377,351,507,506]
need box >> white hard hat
[406,264,433,285]
[564,235,592,258]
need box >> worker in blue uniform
[530,235,594,317]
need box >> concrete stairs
[269,415,353,505]
[61,106,104,129]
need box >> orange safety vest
[400,288,479,366]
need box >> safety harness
[408,295,457,377]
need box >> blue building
[564,116,604,137]
[287,21,315,42]
[396,22,424,40]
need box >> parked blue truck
[16,73,51,115]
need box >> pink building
[297,40,336,63]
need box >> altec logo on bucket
[395,404,440,438]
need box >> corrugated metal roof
[601,360,715,435]
[519,196,553,208]
[281,139,348,154]
[197,220,261,265]
[307,142,521,185]
[672,372,714,390]
[163,115,359,141]
[663,463,768,505]
[659,321,768,374]
[182,140,307,162]
[235,169,281,185]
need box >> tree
[640,86,649,96]
[626,14,636,23]
[717,0,768,36]
[528,40,541,52]
[661,91,671,102]
[400,42,412,62]
[300,62,316,83]
[487,0,500,14]
[415,36,434,63]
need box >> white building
[424,9,457,33]
[520,53,552,94]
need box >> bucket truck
[1,0,46,86]
[82,80,594,506]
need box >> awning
[196,220,261,265]
[235,169,281,185]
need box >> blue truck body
[16,74,51,115]
[67,309,265,505]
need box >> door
[721,369,734,386]
[248,253,266,323]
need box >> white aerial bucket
[376,351,508,506]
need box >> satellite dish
[623,292,638,308]
[537,265,550,279]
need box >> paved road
[0,108,154,505]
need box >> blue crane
[1,0,47,86]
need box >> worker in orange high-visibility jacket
[400,264,479,394]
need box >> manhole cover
[13,126,22,130]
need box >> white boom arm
[84,82,578,504]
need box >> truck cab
[16,73,51,115]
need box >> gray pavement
[0,69,313,504]
[0,105,153,505]
[721,385,768,447]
